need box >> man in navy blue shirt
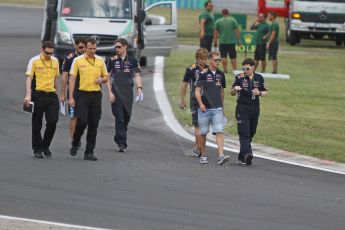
[106,38,143,152]
[231,58,268,165]
[195,52,230,165]
[179,48,209,157]
[60,37,86,144]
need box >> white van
[286,0,345,46]
[41,0,177,61]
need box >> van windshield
[60,0,132,19]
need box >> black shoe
[70,146,78,156]
[84,154,97,161]
[34,150,43,158]
[43,148,52,157]
[118,144,127,152]
[77,141,82,149]
[245,153,253,165]
[237,154,246,165]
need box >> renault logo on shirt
[90,35,101,44]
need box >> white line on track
[0,215,113,230]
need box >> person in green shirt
[266,12,280,74]
[214,9,241,73]
[250,13,269,73]
[199,0,214,52]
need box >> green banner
[236,31,257,53]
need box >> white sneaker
[217,155,230,165]
[199,156,208,164]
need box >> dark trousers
[111,96,131,147]
[235,104,260,160]
[31,92,59,152]
[72,91,102,154]
[200,35,213,52]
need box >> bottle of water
[69,107,74,118]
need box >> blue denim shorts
[198,108,224,135]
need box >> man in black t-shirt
[106,38,143,152]
[60,37,86,143]
[231,58,268,165]
[195,52,229,165]
[179,48,208,157]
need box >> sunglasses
[44,50,54,55]
[212,58,221,63]
[242,67,252,71]
[115,46,122,49]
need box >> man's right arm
[199,18,206,39]
[179,81,188,109]
[60,71,68,102]
[24,76,32,106]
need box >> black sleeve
[182,67,192,82]
[260,76,267,91]
[131,57,141,73]
[106,59,113,73]
[61,57,72,72]
[195,72,206,88]
[221,72,226,88]
[232,75,241,87]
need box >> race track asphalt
[0,5,344,230]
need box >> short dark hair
[242,58,255,66]
[268,11,276,18]
[204,0,212,8]
[114,38,129,47]
[74,37,86,45]
[42,41,55,49]
[86,38,97,46]
[222,9,229,15]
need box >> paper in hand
[135,92,144,103]
[60,101,66,116]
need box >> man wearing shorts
[179,48,208,157]
[214,9,240,73]
[250,13,269,72]
[266,12,280,74]
[195,52,229,165]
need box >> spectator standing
[179,48,209,157]
[250,13,269,72]
[266,12,280,74]
[68,38,108,161]
[24,41,60,158]
[195,52,229,165]
[230,58,268,165]
[199,0,215,52]
[214,9,241,73]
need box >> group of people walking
[179,48,268,165]
[23,2,270,165]
[199,0,280,74]
[24,38,143,161]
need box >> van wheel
[289,31,298,46]
[285,28,290,42]
[335,37,342,47]
[140,57,147,67]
